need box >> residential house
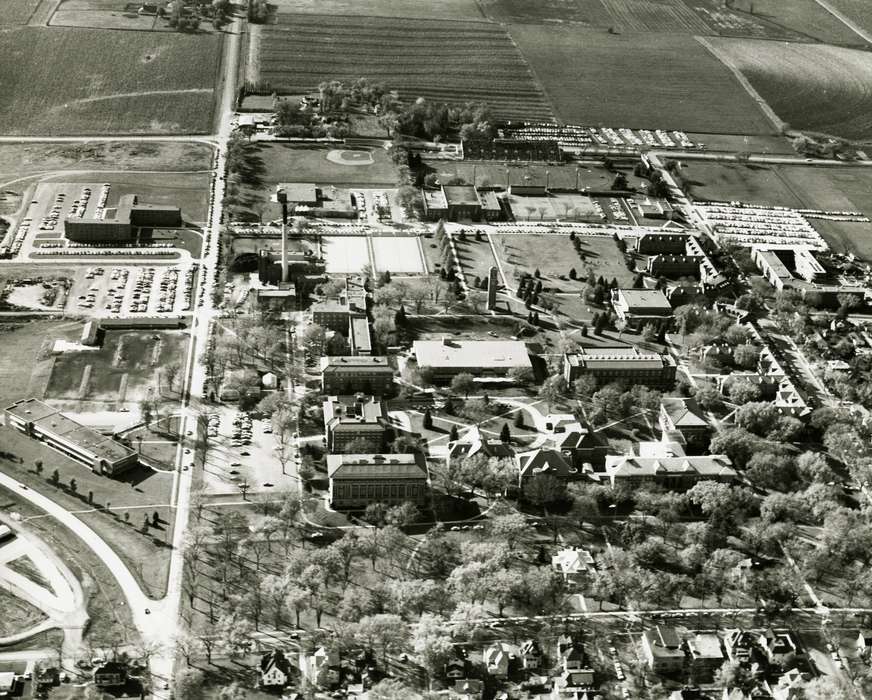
[563,347,677,390]
[444,649,469,680]
[641,626,686,673]
[757,629,802,667]
[659,397,710,449]
[686,634,724,676]
[551,547,595,587]
[484,642,517,679]
[724,629,759,666]
[93,662,127,688]
[555,635,586,673]
[856,629,872,660]
[323,394,388,453]
[518,448,575,489]
[320,356,395,396]
[260,650,293,688]
[611,288,673,329]
[448,425,516,464]
[327,453,429,509]
[449,679,484,700]
[519,639,543,671]
[299,647,339,689]
[770,668,811,700]
[551,668,596,699]
[552,428,609,469]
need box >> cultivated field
[705,38,872,140]
[371,236,425,274]
[269,0,484,18]
[816,0,872,42]
[508,26,773,134]
[50,0,166,30]
[0,0,43,24]
[684,162,804,207]
[477,0,613,25]
[717,0,863,44]
[0,28,220,135]
[600,0,711,33]
[257,15,554,121]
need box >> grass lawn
[6,555,53,592]
[479,0,612,25]
[0,487,140,648]
[705,37,872,140]
[825,0,872,43]
[0,28,220,135]
[0,0,43,23]
[0,587,48,637]
[509,25,774,134]
[684,162,804,206]
[423,160,620,191]
[0,426,175,598]
[0,318,71,404]
[722,0,866,44]
[452,234,499,289]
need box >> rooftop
[413,339,531,370]
[323,395,386,425]
[276,182,318,204]
[442,185,481,207]
[605,454,736,479]
[661,397,708,429]
[614,288,672,311]
[566,346,674,371]
[327,453,428,479]
[321,356,392,371]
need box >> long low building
[563,347,676,389]
[604,453,736,488]
[412,339,531,381]
[4,398,138,476]
[320,356,395,395]
[327,453,429,509]
[65,194,181,242]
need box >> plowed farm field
[706,38,872,140]
[257,15,555,122]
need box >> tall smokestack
[275,187,289,284]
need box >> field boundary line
[694,36,786,135]
[502,25,559,124]
[813,0,872,45]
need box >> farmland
[600,0,711,33]
[477,0,613,25]
[820,0,872,42]
[0,0,43,24]
[508,25,773,134]
[269,0,484,19]
[0,28,220,135]
[705,38,872,140]
[712,0,864,45]
[50,0,166,31]
[257,15,554,121]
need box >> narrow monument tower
[486,265,498,311]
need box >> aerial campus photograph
[7,2,872,700]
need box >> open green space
[452,234,499,290]
[0,27,220,135]
[0,0,44,24]
[0,587,48,637]
[258,14,553,121]
[806,0,872,43]
[508,25,774,134]
[0,427,174,598]
[684,162,804,207]
[721,0,864,44]
[600,0,712,33]
[706,37,872,140]
[6,555,53,592]
[45,330,187,404]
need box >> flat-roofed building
[641,626,686,673]
[323,394,388,453]
[276,183,319,207]
[611,288,673,328]
[327,452,429,509]
[636,232,688,254]
[421,185,502,222]
[65,194,181,242]
[320,356,394,395]
[310,277,372,355]
[4,398,137,476]
[563,347,676,390]
[412,339,531,382]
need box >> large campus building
[65,194,181,242]
[563,347,676,390]
[422,185,503,222]
[320,356,395,395]
[412,339,532,382]
[323,394,389,453]
[310,277,372,355]
[4,398,138,476]
[327,453,429,509]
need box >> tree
[411,613,454,684]
[174,668,205,700]
[450,373,476,398]
[422,409,433,430]
[714,660,754,693]
[69,478,77,494]
[50,468,59,485]
[355,613,408,665]
[802,675,855,700]
[34,460,43,475]
[732,344,759,369]
[500,423,511,443]
[449,424,459,442]
[538,374,568,413]
[735,401,781,437]
[727,379,762,405]
[385,502,420,528]
[368,679,423,700]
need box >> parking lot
[65,263,198,317]
[200,406,300,496]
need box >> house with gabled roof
[260,650,293,688]
[449,678,483,699]
[724,629,759,666]
[659,397,710,448]
[299,646,339,689]
[686,634,724,676]
[641,626,686,673]
[518,448,575,489]
[448,426,516,464]
[484,642,517,678]
[519,639,543,670]
[551,428,609,468]
[604,453,736,489]
[551,547,595,587]
[856,629,872,659]
[757,629,802,666]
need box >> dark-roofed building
[422,185,502,222]
[65,194,181,242]
[413,339,531,382]
[563,347,676,390]
[553,428,610,468]
[260,650,294,688]
[277,182,319,207]
[641,626,686,673]
[320,356,394,395]
[93,662,128,688]
[659,397,710,448]
[310,277,371,355]
[517,448,574,488]
[448,426,516,463]
[323,394,388,453]
[604,454,736,489]
[327,453,429,508]
[4,398,137,476]
[636,232,688,254]
[611,288,673,328]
